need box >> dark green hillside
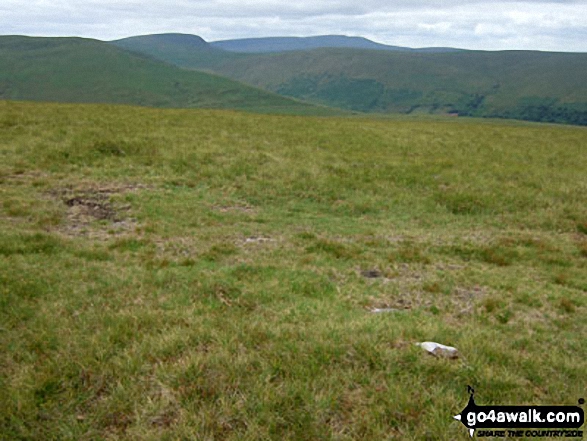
[200,49,587,124]
[118,35,587,125]
[0,36,335,115]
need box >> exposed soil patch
[368,286,487,317]
[65,197,118,221]
[361,269,382,278]
[51,184,148,239]
[368,297,414,312]
[367,263,489,316]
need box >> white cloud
[418,22,453,34]
[1,0,586,51]
[474,23,512,37]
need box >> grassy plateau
[0,100,586,440]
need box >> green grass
[1,100,586,440]
[0,36,339,116]
[120,36,587,125]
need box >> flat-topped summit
[210,35,459,53]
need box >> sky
[1,0,586,52]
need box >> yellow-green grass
[1,100,586,440]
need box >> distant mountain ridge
[114,33,216,54]
[209,35,460,53]
[112,33,244,69]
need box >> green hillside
[113,34,587,125]
[1,100,587,439]
[202,49,587,125]
[0,36,336,115]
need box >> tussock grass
[1,100,586,440]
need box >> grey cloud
[1,0,586,51]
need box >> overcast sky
[1,0,586,51]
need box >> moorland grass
[0,100,586,440]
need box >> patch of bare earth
[366,264,489,318]
[51,184,148,239]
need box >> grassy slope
[1,100,586,440]
[0,36,336,115]
[118,36,587,124]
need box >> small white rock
[416,341,459,359]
